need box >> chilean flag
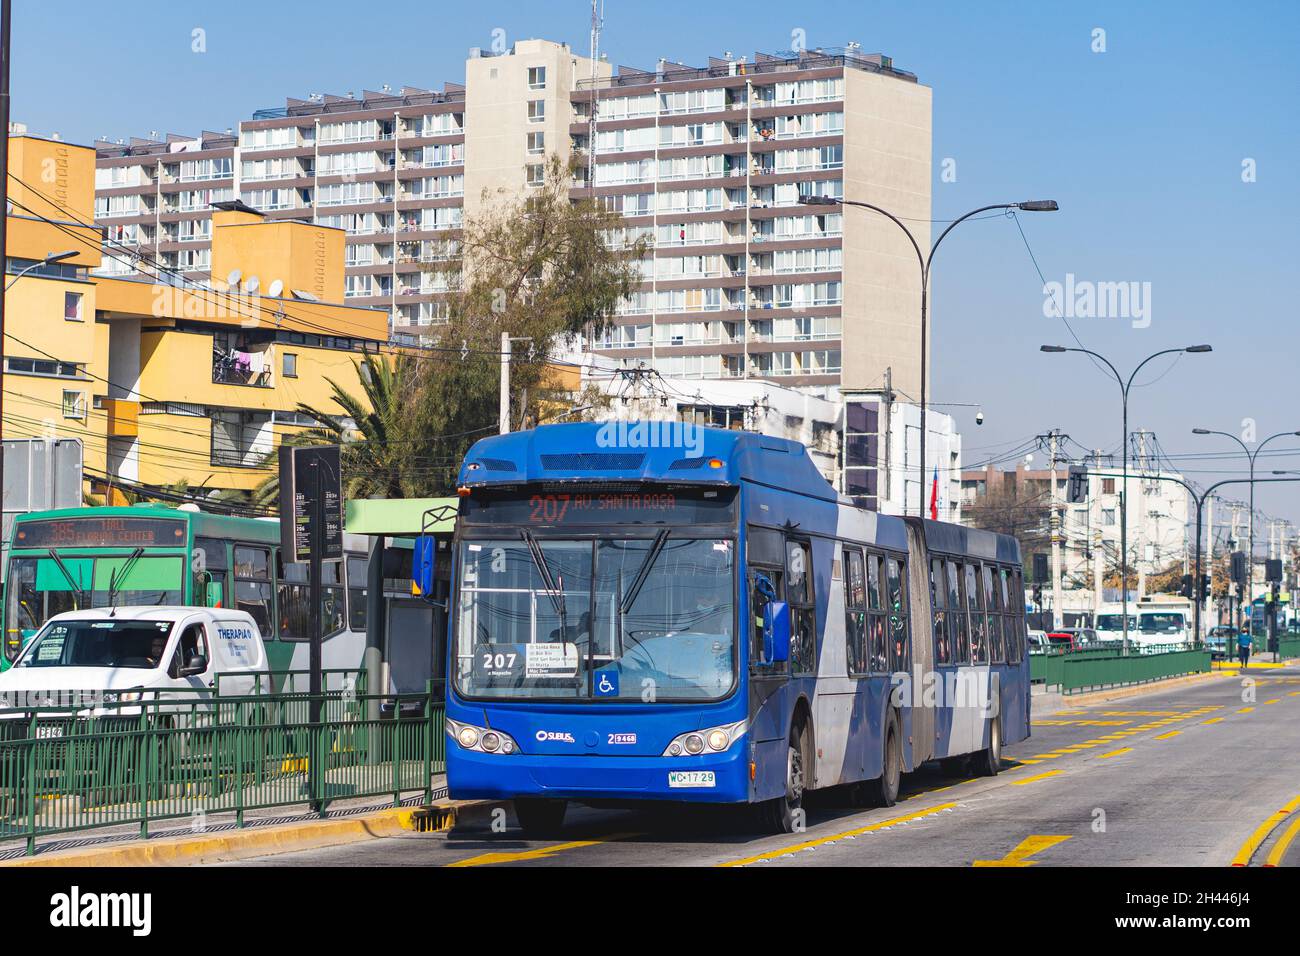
[929,467,939,521]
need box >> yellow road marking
[1231,794,1300,866]
[719,802,958,867]
[1154,731,1181,740]
[1238,707,1255,713]
[447,832,642,867]
[973,834,1071,867]
[1265,814,1300,867]
[1203,717,1225,725]
[1265,698,1281,705]
[1097,747,1133,759]
[1011,769,1063,786]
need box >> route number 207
[528,494,571,523]
[481,652,518,670]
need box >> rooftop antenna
[587,0,603,190]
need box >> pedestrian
[1237,625,1252,668]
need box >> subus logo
[50,886,151,937]
[535,730,575,743]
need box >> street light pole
[1041,344,1212,654]
[800,194,1058,515]
[1191,427,1300,622]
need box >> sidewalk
[0,775,493,867]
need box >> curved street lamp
[1192,426,1300,614]
[799,194,1058,514]
[1040,343,1212,654]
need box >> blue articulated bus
[443,423,1031,834]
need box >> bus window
[843,548,867,676]
[947,560,968,664]
[984,565,1004,662]
[346,554,369,632]
[234,545,273,638]
[750,567,783,666]
[931,558,951,665]
[193,537,228,608]
[867,554,888,673]
[965,563,987,663]
[277,557,346,640]
[999,568,1018,663]
[1008,568,1024,662]
[886,557,909,673]
[785,539,816,676]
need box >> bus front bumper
[447,745,751,804]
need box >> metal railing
[1030,644,1211,694]
[0,679,445,856]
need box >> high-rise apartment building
[91,39,933,510]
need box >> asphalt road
[226,664,1300,868]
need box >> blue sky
[12,0,1300,528]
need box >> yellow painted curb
[3,802,475,868]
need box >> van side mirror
[179,653,208,677]
[763,601,790,664]
[412,536,437,599]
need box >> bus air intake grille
[668,457,706,470]
[540,453,645,471]
[477,457,517,472]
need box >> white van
[0,607,267,709]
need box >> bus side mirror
[763,601,790,664]
[412,536,437,599]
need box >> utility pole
[499,332,511,434]
[0,0,12,512]
[1041,428,1066,630]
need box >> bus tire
[763,719,810,834]
[972,717,1002,777]
[863,711,901,807]
[514,797,567,837]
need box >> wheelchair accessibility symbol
[595,671,619,697]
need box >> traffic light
[1066,465,1088,504]
[1179,574,1193,598]
[1231,551,1247,586]
[1033,553,1048,583]
[1265,558,1283,583]
[1199,573,1210,600]
[1032,582,1043,607]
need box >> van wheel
[763,719,810,833]
[514,798,567,837]
[863,711,901,807]
[972,718,1002,777]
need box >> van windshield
[1139,613,1185,634]
[16,620,174,669]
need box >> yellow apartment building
[4,132,391,504]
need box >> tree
[964,481,1051,554]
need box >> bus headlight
[446,718,519,755]
[663,721,746,757]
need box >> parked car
[1045,631,1077,649]
[1060,627,1102,647]
[1026,629,1050,650]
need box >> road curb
[1033,669,1237,715]
[1,799,496,867]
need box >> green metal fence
[1031,645,1211,694]
[0,681,445,856]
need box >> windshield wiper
[107,548,146,613]
[46,551,86,609]
[520,530,567,629]
[621,529,670,616]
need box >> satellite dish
[226,268,242,289]
[267,279,284,298]
[245,275,260,294]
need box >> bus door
[883,554,915,773]
[746,525,790,800]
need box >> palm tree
[252,353,440,507]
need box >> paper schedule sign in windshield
[473,643,578,681]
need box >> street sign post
[278,445,343,750]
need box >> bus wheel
[864,712,901,807]
[514,798,567,837]
[972,718,1002,777]
[764,720,809,834]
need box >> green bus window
[234,545,273,638]
[346,555,369,632]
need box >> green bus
[1,504,440,687]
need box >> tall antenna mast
[587,0,603,189]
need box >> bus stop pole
[308,457,323,812]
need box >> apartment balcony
[212,345,273,388]
[103,399,140,438]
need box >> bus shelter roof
[343,498,458,536]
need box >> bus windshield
[455,535,735,701]
[5,555,185,640]
[15,618,175,670]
